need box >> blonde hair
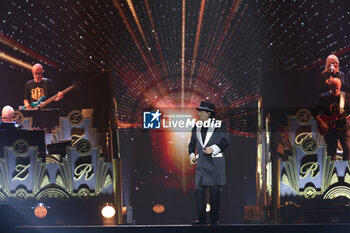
[323,54,339,73]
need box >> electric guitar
[21,82,80,110]
[317,114,347,135]
[24,96,46,109]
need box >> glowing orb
[34,203,47,218]
[101,205,116,218]
[152,204,165,213]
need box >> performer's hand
[24,99,32,109]
[203,147,214,155]
[24,103,32,109]
[55,91,64,101]
[190,157,197,166]
[319,121,329,134]
[189,153,198,166]
[316,117,329,131]
[320,121,329,130]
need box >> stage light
[122,206,127,215]
[101,204,116,218]
[34,203,48,218]
[152,203,165,214]
[206,203,210,213]
[0,51,32,70]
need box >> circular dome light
[34,203,48,218]
[152,204,165,214]
[101,204,116,218]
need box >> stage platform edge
[13,223,350,233]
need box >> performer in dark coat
[188,101,230,225]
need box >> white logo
[143,110,162,129]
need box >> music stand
[20,108,59,129]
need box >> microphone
[330,63,335,74]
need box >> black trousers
[195,186,222,223]
[325,131,348,160]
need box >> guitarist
[312,78,350,160]
[23,63,63,109]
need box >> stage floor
[13,224,350,233]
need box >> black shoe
[192,220,207,225]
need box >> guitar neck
[40,85,76,108]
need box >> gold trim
[303,186,317,199]
[36,188,70,200]
[296,109,312,125]
[68,110,84,126]
[283,145,334,197]
[344,173,350,185]
[324,186,350,199]
[330,173,339,186]
[55,174,64,188]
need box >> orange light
[152,204,165,214]
[122,206,127,215]
[34,203,48,218]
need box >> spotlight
[34,203,48,218]
[101,204,116,218]
[206,203,211,213]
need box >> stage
[1,1,350,231]
[13,224,350,233]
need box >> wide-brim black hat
[196,101,215,112]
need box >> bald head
[1,105,14,122]
[330,78,341,96]
[32,63,44,82]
